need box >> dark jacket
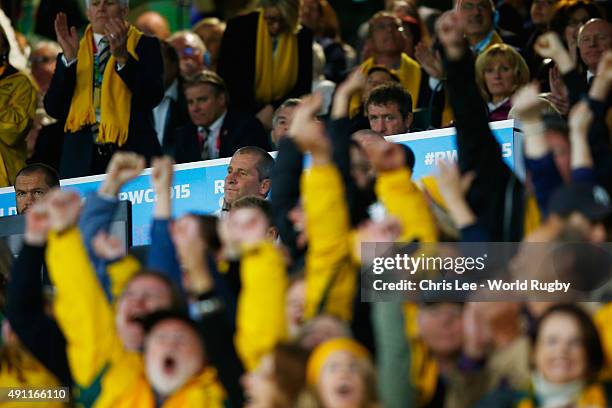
[217,11,313,113]
[44,34,164,178]
[173,109,271,164]
[6,243,72,387]
[158,78,191,157]
[442,45,526,241]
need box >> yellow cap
[306,338,370,385]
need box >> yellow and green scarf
[65,25,142,146]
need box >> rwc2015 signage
[0,120,521,246]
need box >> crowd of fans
[0,0,611,406]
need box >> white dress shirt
[153,79,179,145]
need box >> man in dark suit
[174,70,271,164]
[44,0,163,179]
[153,41,190,156]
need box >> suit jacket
[44,34,164,179]
[159,79,190,157]
[174,109,271,164]
[217,11,313,114]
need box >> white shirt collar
[165,79,179,102]
[93,33,106,49]
[587,70,595,82]
[487,97,510,112]
[209,111,227,133]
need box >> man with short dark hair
[14,163,60,214]
[271,98,300,146]
[222,147,274,211]
[365,82,413,136]
[174,71,270,164]
[230,195,278,239]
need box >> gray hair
[32,40,62,55]
[86,0,129,7]
[167,30,206,53]
[272,98,301,129]
[234,146,275,181]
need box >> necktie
[197,127,210,160]
[97,38,111,76]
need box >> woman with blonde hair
[298,338,380,408]
[475,43,530,121]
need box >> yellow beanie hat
[306,338,370,385]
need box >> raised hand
[547,65,569,115]
[535,32,574,74]
[105,17,129,65]
[589,50,612,101]
[24,202,51,246]
[99,152,145,197]
[534,32,566,60]
[54,12,79,62]
[46,189,82,233]
[435,160,475,203]
[151,156,174,218]
[568,100,593,137]
[288,93,331,163]
[218,207,269,259]
[511,83,544,123]
[415,42,444,80]
[596,50,612,82]
[151,156,174,194]
[92,231,126,261]
[435,11,465,60]
[332,69,367,119]
[171,215,213,294]
[361,139,406,173]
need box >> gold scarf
[350,54,422,118]
[254,10,298,106]
[65,25,142,146]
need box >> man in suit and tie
[153,41,189,156]
[174,70,271,164]
[44,0,164,179]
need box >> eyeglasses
[30,56,55,65]
[181,46,196,57]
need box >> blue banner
[0,120,521,246]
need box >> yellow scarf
[350,54,422,118]
[65,25,142,146]
[113,367,226,408]
[254,10,298,106]
[518,383,608,408]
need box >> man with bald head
[578,19,612,79]
[135,11,170,40]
